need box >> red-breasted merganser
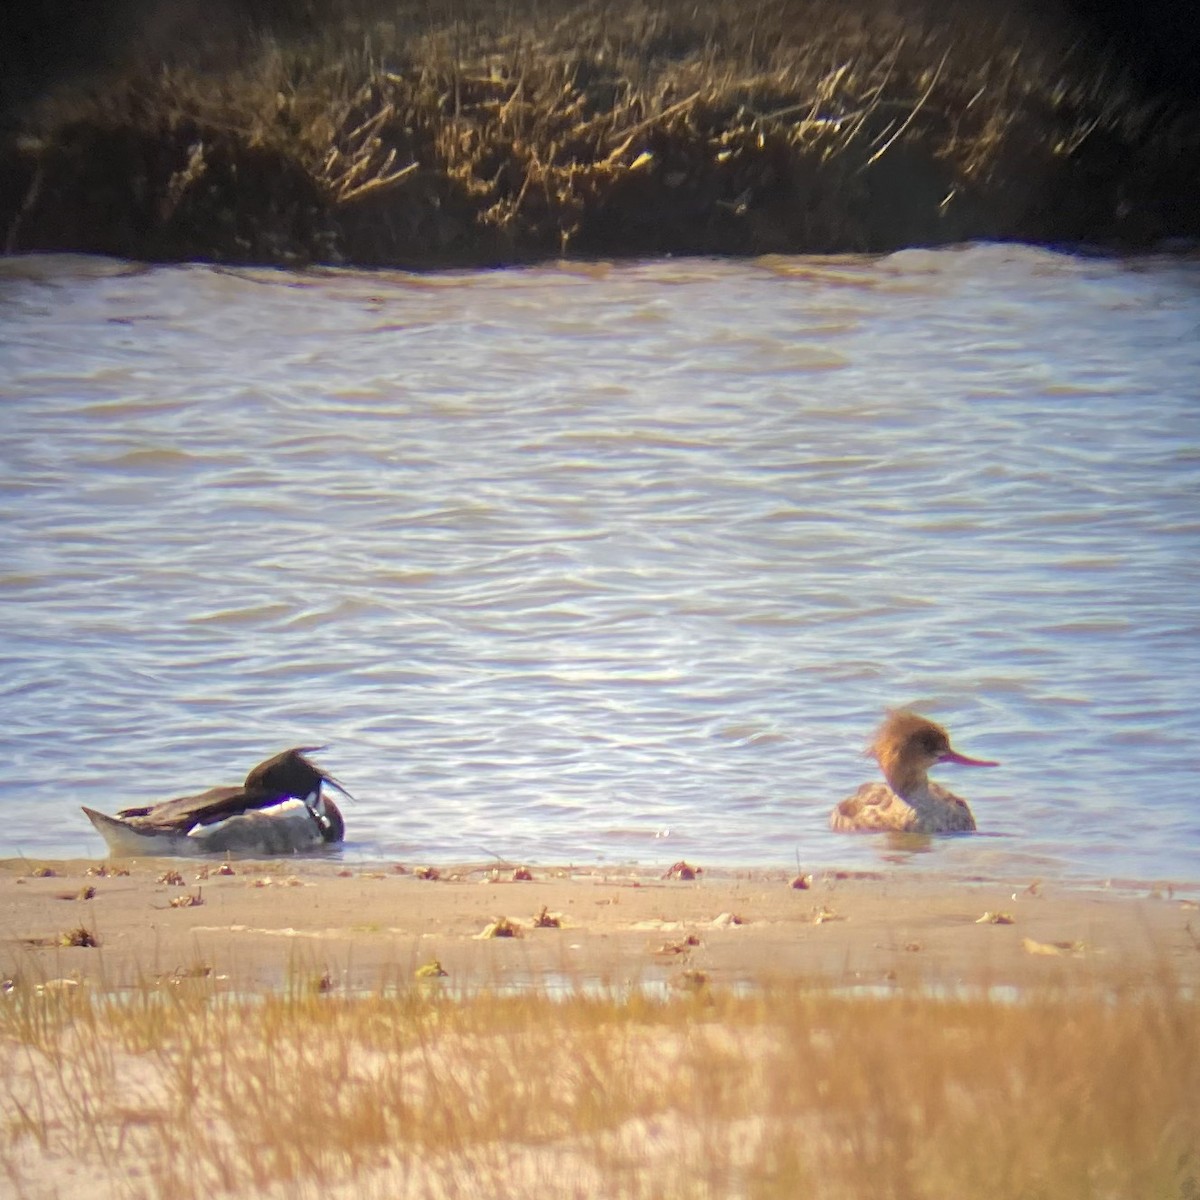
[82,747,352,856]
[829,711,998,833]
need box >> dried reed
[2,963,1196,1199]
[4,0,1192,264]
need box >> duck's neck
[879,756,929,800]
[317,794,345,843]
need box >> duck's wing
[107,749,347,836]
[116,785,279,832]
[830,781,976,833]
[84,797,333,856]
[830,783,915,832]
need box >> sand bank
[4,857,1199,1200]
[4,856,1197,993]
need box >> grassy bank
[2,0,1198,268]
[3,969,1197,1199]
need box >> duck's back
[830,783,911,832]
[116,785,245,831]
[830,781,976,833]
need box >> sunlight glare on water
[1,246,1198,882]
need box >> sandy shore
[4,856,1198,994]
[4,856,1199,1200]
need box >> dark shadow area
[2,0,1197,267]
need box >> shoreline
[4,0,1199,269]
[5,856,1198,995]
[6,855,1197,1199]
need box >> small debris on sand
[711,912,744,928]
[662,861,701,881]
[977,911,1015,925]
[59,925,99,947]
[477,917,520,939]
[1023,937,1085,957]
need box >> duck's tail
[81,807,175,857]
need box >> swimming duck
[829,711,998,833]
[82,747,352,856]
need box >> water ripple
[1,247,1198,880]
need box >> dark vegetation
[2,0,1198,268]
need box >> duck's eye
[916,732,945,756]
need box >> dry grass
[2,964,1197,1199]
[3,0,1194,264]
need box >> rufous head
[870,710,998,795]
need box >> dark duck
[82,747,352,856]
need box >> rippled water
[2,246,1198,882]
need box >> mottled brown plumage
[830,712,998,833]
